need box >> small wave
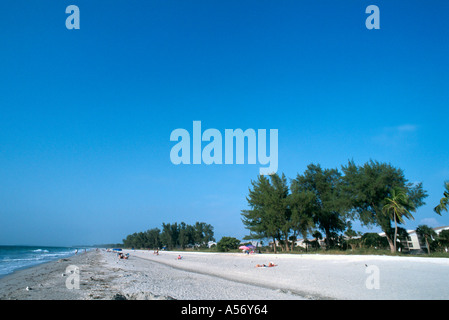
[1,257,42,262]
[0,246,80,279]
[32,249,50,253]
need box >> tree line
[119,162,448,255]
[122,221,215,250]
[241,160,442,253]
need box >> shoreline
[0,250,94,300]
[0,251,83,281]
[0,249,448,300]
[0,246,90,281]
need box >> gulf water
[0,245,82,278]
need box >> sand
[1,249,448,300]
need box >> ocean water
[0,245,81,278]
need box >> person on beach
[255,262,277,268]
[177,255,182,260]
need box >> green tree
[434,181,449,215]
[437,229,449,251]
[292,164,347,249]
[288,189,316,251]
[342,160,427,253]
[241,173,291,253]
[178,222,194,249]
[193,222,215,248]
[241,175,275,249]
[361,232,388,249]
[344,221,358,239]
[269,173,292,251]
[144,228,162,249]
[382,187,416,252]
[122,229,162,249]
[123,232,137,248]
[160,222,180,249]
[121,222,214,250]
[217,237,240,252]
[416,224,437,255]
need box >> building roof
[395,225,449,235]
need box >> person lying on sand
[118,253,129,259]
[255,262,277,268]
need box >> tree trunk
[290,232,297,252]
[393,213,398,253]
[385,233,395,253]
[272,237,277,254]
[425,237,430,255]
[284,233,290,251]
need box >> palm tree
[416,225,437,255]
[382,187,416,252]
[434,181,449,215]
[438,230,449,252]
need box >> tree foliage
[416,224,437,254]
[241,174,291,253]
[361,232,389,249]
[341,160,427,252]
[242,167,348,252]
[122,228,162,249]
[292,164,347,248]
[241,160,429,253]
[382,187,416,252]
[122,222,215,249]
[434,181,449,215]
[217,236,240,252]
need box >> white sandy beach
[125,249,449,300]
[1,249,448,300]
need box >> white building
[207,241,217,248]
[401,225,449,253]
[294,238,326,249]
[268,226,449,252]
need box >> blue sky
[0,1,448,246]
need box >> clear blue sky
[0,1,448,246]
